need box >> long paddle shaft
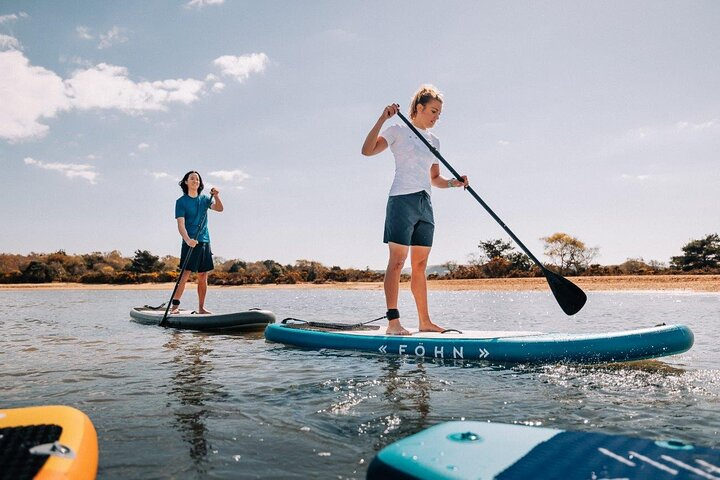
[395,110,586,315]
[159,194,214,327]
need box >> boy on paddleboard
[171,170,224,314]
[361,85,469,335]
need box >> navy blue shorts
[179,242,214,273]
[383,191,435,247]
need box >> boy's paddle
[160,194,214,327]
[395,110,586,315]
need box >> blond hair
[409,84,443,119]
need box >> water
[1,288,719,479]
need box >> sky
[1,1,718,270]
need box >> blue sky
[1,1,718,269]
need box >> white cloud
[675,119,718,131]
[625,119,720,144]
[76,26,129,49]
[204,74,225,92]
[0,12,28,24]
[0,50,70,142]
[0,34,21,50]
[626,126,656,142]
[137,142,150,150]
[186,0,225,8]
[150,171,171,180]
[213,53,268,82]
[0,47,269,141]
[620,173,651,182]
[58,55,94,68]
[320,29,360,43]
[76,26,94,40]
[497,140,510,147]
[66,63,206,114]
[209,169,250,189]
[24,157,99,184]
[0,14,19,24]
[98,26,129,50]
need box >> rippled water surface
[1,288,719,478]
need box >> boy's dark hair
[179,171,204,195]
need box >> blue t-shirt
[175,194,212,243]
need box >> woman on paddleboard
[361,85,468,335]
[171,170,224,314]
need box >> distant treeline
[0,251,384,285]
[1,233,717,285]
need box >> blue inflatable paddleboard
[367,421,720,479]
[264,321,693,364]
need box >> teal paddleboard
[264,321,693,364]
[368,421,720,479]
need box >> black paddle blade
[542,269,587,315]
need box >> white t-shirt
[380,124,440,197]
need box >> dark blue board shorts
[179,242,214,273]
[383,191,435,247]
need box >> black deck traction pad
[496,430,720,480]
[142,303,166,310]
[281,318,380,331]
[0,424,62,480]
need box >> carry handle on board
[395,109,586,316]
[160,193,214,327]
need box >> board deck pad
[367,421,720,480]
[0,406,98,480]
[265,322,694,364]
[0,424,62,479]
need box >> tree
[541,232,598,275]
[618,258,650,275]
[160,255,180,272]
[22,261,57,283]
[478,238,532,273]
[478,239,514,262]
[261,259,285,283]
[228,260,247,273]
[670,233,720,271]
[104,250,131,271]
[443,261,459,275]
[294,259,328,282]
[82,252,105,269]
[127,250,163,273]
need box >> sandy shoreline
[0,275,717,292]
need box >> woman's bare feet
[386,319,411,336]
[197,308,212,315]
[418,320,445,332]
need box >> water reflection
[164,332,229,472]
[380,357,431,423]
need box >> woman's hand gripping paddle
[395,110,586,315]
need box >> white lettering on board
[434,346,444,358]
[414,345,425,356]
[453,346,464,359]
[399,344,407,355]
